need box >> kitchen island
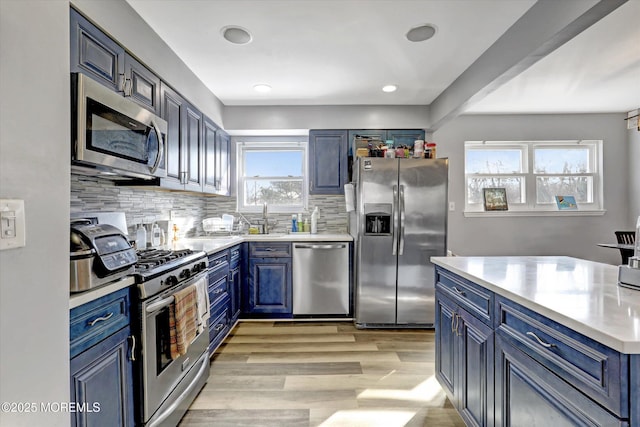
[430,256,640,427]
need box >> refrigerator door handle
[392,184,398,255]
[399,185,405,255]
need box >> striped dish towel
[169,284,198,359]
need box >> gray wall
[224,105,430,132]
[434,113,630,264]
[0,1,70,425]
[629,125,640,225]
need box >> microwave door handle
[150,120,164,174]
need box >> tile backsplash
[71,175,348,237]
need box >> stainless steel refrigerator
[353,157,448,328]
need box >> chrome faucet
[262,202,269,234]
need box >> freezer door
[355,158,399,325]
[397,158,448,325]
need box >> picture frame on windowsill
[483,187,508,211]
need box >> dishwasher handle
[294,244,346,250]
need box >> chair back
[614,231,635,264]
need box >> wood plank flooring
[179,321,466,427]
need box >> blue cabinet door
[458,306,494,427]
[202,116,218,194]
[248,258,292,315]
[124,55,160,114]
[309,130,348,195]
[70,326,134,427]
[215,129,230,196]
[386,129,425,147]
[229,266,241,322]
[495,332,624,427]
[435,291,457,400]
[183,103,202,192]
[435,291,493,427]
[70,8,125,92]
[159,83,186,189]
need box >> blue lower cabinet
[435,291,493,427]
[247,257,292,316]
[70,325,135,427]
[208,298,230,356]
[495,332,624,427]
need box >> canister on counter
[413,140,424,158]
[425,142,437,159]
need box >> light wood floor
[179,321,466,427]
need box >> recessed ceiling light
[221,26,252,45]
[382,85,398,93]
[406,24,437,42]
[253,84,272,93]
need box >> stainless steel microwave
[71,73,167,179]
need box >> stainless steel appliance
[353,157,448,328]
[292,243,350,316]
[133,248,210,427]
[71,73,167,179]
[69,219,137,292]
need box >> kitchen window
[236,141,308,213]
[464,140,604,215]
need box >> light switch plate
[0,199,26,250]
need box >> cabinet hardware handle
[215,324,225,331]
[526,331,555,348]
[129,335,136,361]
[88,312,114,326]
[452,286,465,296]
[213,288,224,294]
[264,248,275,251]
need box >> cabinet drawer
[435,268,493,326]
[70,287,131,358]
[496,296,628,417]
[249,242,291,258]
[229,245,242,269]
[208,250,229,276]
[208,305,230,353]
[496,333,626,427]
[208,275,229,310]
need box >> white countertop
[176,233,353,254]
[69,233,352,308]
[69,276,135,310]
[430,256,640,354]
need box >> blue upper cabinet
[70,8,124,91]
[159,83,186,189]
[309,130,348,195]
[386,129,425,147]
[215,129,230,196]
[124,55,161,115]
[70,8,160,114]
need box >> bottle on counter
[151,224,162,247]
[136,224,147,249]
[291,214,298,232]
[304,218,309,233]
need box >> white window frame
[236,141,308,214]
[464,140,605,217]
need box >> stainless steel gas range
[132,248,210,427]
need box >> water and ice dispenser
[364,203,392,235]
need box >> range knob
[199,261,207,271]
[165,275,178,287]
[180,268,191,279]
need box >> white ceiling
[126,0,639,114]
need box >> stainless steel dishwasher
[292,242,350,315]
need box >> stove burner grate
[135,249,194,271]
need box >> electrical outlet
[449,202,455,211]
[170,210,177,220]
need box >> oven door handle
[145,296,174,314]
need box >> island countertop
[430,256,640,354]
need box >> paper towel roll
[344,183,355,212]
